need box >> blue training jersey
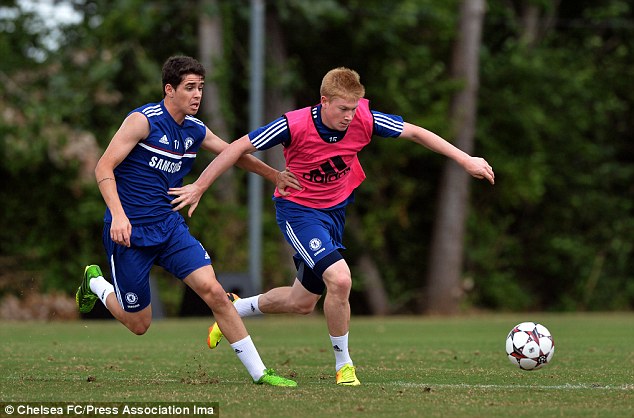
[249,104,404,150]
[105,101,207,225]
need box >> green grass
[1,313,632,417]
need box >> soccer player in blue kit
[170,67,495,386]
[75,56,300,387]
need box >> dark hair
[161,56,206,95]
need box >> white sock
[233,295,262,317]
[330,333,353,372]
[230,335,267,381]
[89,276,114,307]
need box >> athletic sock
[230,335,267,381]
[330,332,353,372]
[233,295,262,317]
[89,276,114,307]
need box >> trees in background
[471,0,634,311]
[0,0,632,314]
[424,0,486,314]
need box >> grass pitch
[0,313,632,417]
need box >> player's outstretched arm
[169,134,254,217]
[201,130,299,192]
[399,122,495,185]
[233,151,301,197]
[170,131,300,217]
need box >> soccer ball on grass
[505,322,554,370]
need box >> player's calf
[207,293,240,349]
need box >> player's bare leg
[322,259,360,386]
[76,264,152,335]
[207,279,320,349]
[258,280,321,315]
[103,295,153,335]
[185,265,297,386]
[321,259,352,336]
[183,265,249,343]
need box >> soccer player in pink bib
[170,67,495,386]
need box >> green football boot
[75,265,103,313]
[254,369,297,387]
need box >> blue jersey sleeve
[248,116,291,150]
[372,110,404,138]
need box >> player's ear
[165,84,175,98]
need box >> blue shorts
[102,212,211,312]
[275,198,347,295]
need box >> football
[505,322,555,370]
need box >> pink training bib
[275,98,374,208]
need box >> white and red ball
[505,322,554,370]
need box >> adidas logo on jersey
[302,156,350,184]
[159,135,169,145]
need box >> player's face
[172,74,204,115]
[321,96,359,131]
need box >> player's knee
[130,325,149,336]
[210,286,232,306]
[325,275,352,297]
[121,306,152,335]
[293,299,317,315]
[201,283,235,312]
[193,279,224,302]
[128,320,151,335]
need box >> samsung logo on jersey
[149,156,182,173]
